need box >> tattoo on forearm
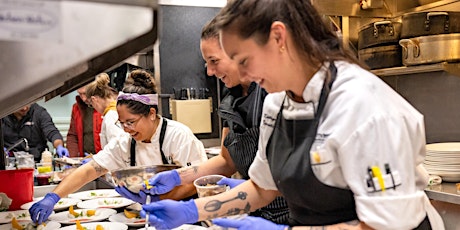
[226,203,251,216]
[90,161,105,174]
[204,191,247,212]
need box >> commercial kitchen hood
[0,0,159,119]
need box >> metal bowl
[111,165,181,193]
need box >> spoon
[145,195,151,230]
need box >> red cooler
[0,169,34,210]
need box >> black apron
[266,62,358,226]
[266,63,432,229]
[130,118,170,166]
[220,83,264,179]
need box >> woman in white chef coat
[85,73,123,147]
[139,0,444,229]
[29,69,208,224]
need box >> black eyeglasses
[115,116,143,130]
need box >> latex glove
[213,216,288,230]
[29,193,60,224]
[81,158,91,165]
[56,145,69,158]
[141,199,198,230]
[217,177,246,189]
[80,152,92,165]
[147,170,181,195]
[115,186,160,204]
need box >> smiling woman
[29,69,208,225]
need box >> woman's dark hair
[117,69,158,116]
[86,73,117,99]
[214,0,360,66]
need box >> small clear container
[16,154,35,169]
[193,175,228,198]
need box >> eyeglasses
[115,116,143,130]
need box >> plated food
[48,208,116,225]
[21,198,81,211]
[57,222,127,230]
[108,212,145,227]
[0,220,61,230]
[0,210,33,224]
[77,198,134,209]
[68,189,120,200]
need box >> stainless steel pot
[358,20,401,50]
[358,45,402,70]
[401,11,460,39]
[399,33,460,66]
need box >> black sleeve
[36,105,63,144]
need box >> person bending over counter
[29,69,208,224]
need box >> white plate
[77,197,134,209]
[0,210,33,224]
[57,221,128,230]
[0,221,60,230]
[108,212,146,227]
[21,198,81,211]
[426,142,460,152]
[68,189,120,200]
[137,224,207,230]
[48,208,116,224]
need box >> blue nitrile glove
[81,152,92,165]
[29,193,60,224]
[141,199,198,230]
[56,145,69,158]
[213,216,288,230]
[81,158,92,165]
[217,177,246,189]
[115,186,160,204]
[147,170,181,195]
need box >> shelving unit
[371,62,460,77]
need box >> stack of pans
[399,11,460,66]
[358,20,402,70]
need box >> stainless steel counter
[33,178,114,198]
[425,183,460,205]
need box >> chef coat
[93,117,208,171]
[99,109,124,147]
[249,61,444,229]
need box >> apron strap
[315,62,337,119]
[130,118,171,166]
[130,139,136,166]
[159,118,170,164]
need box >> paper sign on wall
[0,0,61,42]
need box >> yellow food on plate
[69,206,79,217]
[86,209,96,217]
[11,217,24,230]
[75,220,84,230]
[124,209,139,219]
[95,225,104,230]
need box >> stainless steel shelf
[371,62,460,77]
[425,183,460,205]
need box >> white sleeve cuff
[355,191,429,230]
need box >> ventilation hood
[0,0,158,118]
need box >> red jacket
[66,96,103,157]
